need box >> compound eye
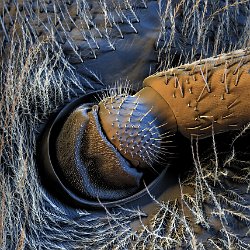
[38,90,168,208]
